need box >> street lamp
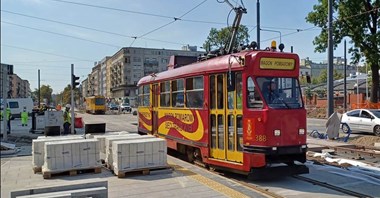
[260,28,282,44]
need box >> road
[78,111,138,133]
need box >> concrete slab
[1,155,268,198]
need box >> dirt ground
[348,136,380,147]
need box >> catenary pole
[2,66,8,141]
[344,40,347,112]
[327,0,334,117]
[257,0,260,49]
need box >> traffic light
[72,74,80,88]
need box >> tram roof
[137,50,299,85]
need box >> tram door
[151,84,159,135]
[209,73,243,163]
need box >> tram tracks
[169,149,377,198]
[292,175,373,198]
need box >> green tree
[203,25,249,51]
[60,84,80,105]
[32,85,53,104]
[306,0,379,103]
[317,69,344,84]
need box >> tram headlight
[274,129,281,136]
[299,128,305,135]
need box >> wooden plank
[32,166,42,174]
[116,166,170,178]
[42,167,102,179]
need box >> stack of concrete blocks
[84,131,130,139]
[87,132,137,160]
[32,135,84,172]
[105,134,155,169]
[112,138,167,174]
[42,139,101,172]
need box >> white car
[341,109,380,136]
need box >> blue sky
[1,0,351,94]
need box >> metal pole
[327,0,334,117]
[2,66,8,140]
[38,69,40,108]
[257,0,260,49]
[366,65,368,101]
[71,64,75,134]
[291,46,293,53]
[344,40,347,112]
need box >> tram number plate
[255,135,267,142]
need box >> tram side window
[138,86,143,106]
[247,77,263,109]
[210,76,216,109]
[186,76,204,108]
[217,75,224,109]
[160,81,170,107]
[143,85,150,106]
[236,72,242,109]
[172,79,184,107]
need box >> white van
[0,98,34,118]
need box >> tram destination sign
[260,58,295,70]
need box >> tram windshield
[255,77,303,109]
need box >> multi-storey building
[88,63,101,96]
[99,57,110,98]
[108,47,202,105]
[1,63,30,98]
[81,78,88,98]
[300,57,357,79]
[0,63,13,98]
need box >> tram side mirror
[227,71,236,92]
[306,75,311,84]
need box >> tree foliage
[306,0,379,102]
[32,85,53,104]
[203,25,250,51]
[317,69,344,84]
[56,84,80,106]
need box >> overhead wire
[47,0,230,26]
[1,10,187,46]
[130,0,209,46]
[1,21,121,49]
[1,44,96,62]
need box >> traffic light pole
[71,64,75,134]
[2,66,8,141]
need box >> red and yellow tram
[137,43,309,179]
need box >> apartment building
[107,47,202,105]
[0,63,13,98]
[1,63,30,98]
[88,63,101,96]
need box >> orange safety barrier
[74,117,84,128]
[351,102,380,109]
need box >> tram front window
[256,77,303,109]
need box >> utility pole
[38,69,40,108]
[257,0,260,49]
[327,0,334,117]
[344,40,347,112]
[70,64,75,134]
[2,65,8,141]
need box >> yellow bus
[85,95,106,114]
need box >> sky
[1,0,352,94]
